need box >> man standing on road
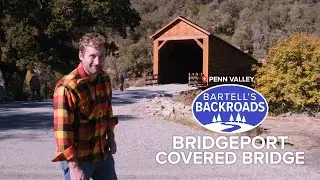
[52,33,118,180]
[119,72,125,91]
[30,73,41,100]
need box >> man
[119,72,125,91]
[40,68,50,99]
[29,73,41,100]
[52,33,118,180]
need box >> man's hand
[68,161,85,180]
[107,130,117,154]
[109,138,117,154]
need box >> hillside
[111,0,320,77]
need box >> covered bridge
[150,16,258,86]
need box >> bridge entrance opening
[158,39,203,84]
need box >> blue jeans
[60,154,117,180]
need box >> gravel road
[0,84,319,180]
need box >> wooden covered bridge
[148,16,257,86]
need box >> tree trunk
[13,69,28,100]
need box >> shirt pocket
[79,97,94,121]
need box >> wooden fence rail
[188,73,206,87]
[145,73,158,86]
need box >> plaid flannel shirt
[52,63,118,163]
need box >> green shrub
[254,34,320,115]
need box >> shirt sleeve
[52,86,77,162]
[106,78,118,131]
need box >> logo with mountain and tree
[192,84,269,134]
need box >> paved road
[0,84,319,180]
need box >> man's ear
[79,50,84,61]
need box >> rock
[279,112,292,117]
[169,113,176,120]
[175,114,184,120]
[184,106,191,111]
[163,109,171,116]
[162,105,174,116]
[146,93,195,121]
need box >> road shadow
[0,112,53,131]
[0,131,50,141]
[0,89,163,131]
[117,114,140,121]
[0,100,53,131]
[0,100,53,110]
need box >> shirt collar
[76,63,105,82]
[77,63,90,81]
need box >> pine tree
[212,115,217,123]
[217,113,222,123]
[241,116,246,123]
[236,113,242,123]
[229,114,234,122]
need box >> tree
[254,34,320,114]
[229,114,234,122]
[216,113,222,123]
[236,113,242,123]
[113,0,320,82]
[241,116,246,123]
[212,115,217,123]
[0,0,141,100]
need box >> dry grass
[126,77,146,87]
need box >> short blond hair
[79,33,106,52]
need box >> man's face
[79,45,106,76]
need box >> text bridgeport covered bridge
[150,16,258,86]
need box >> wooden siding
[208,35,258,86]
[157,20,207,40]
[150,16,258,86]
[153,40,159,75]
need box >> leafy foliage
[254,34,320,114]
[1,0,320,101]
[0,0,141,99]
[116,0,320,77]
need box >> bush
[254,34,320,115]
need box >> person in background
[29,73,41,100]
[52,33,118,180]
[40,68,50,99]
[119,72,125,91]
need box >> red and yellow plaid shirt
[52,63,118,163]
